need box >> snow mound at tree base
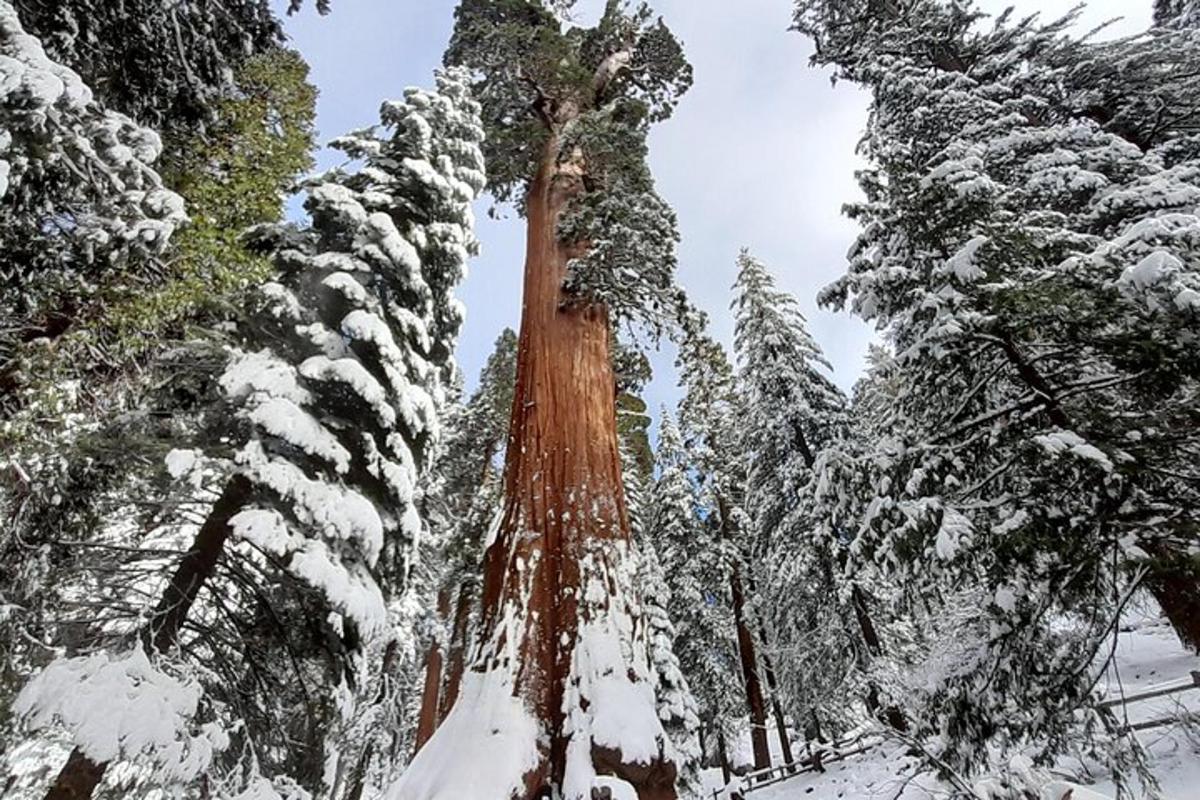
[385,668,540,800]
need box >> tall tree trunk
[438,582,474,722]
[744,570,792,769]
[718,499,770,771]
[805,708,826,745]
[44,475,252,800]
[850,584,907,732]
[1143,542,1200,653]
[729,565,771,771]
[413,589,452,754]
[760,649,794,768]
[402,138,675,800]
[717,732,732,786]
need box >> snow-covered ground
[702,600,1200,800]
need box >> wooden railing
[706,672,1200,799]
[1099,670,1200,733]
[708,732,883,799]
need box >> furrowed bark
[438,582,474,722]
[413,589,452,753]
[729,564,771,771]
[43,474,252,800]
[463,137,674,798]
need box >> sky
[276,0,1152,427]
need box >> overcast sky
[277,0,1152,423]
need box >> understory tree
[412,328,517,752]
[645,410,737,789]
[0,27,318,773]
[675,313,776,773]
[731,251,907,745]
[393,2,692,798]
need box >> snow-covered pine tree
[643,410,721,797]
[731,250,847,560]
[15,69,485,800]
[730,251,906,748]
[396,2,692,797]
[637,538,703,800]
[1155,0,1200,28]
[411,328,517,752]
[0,0,186,401]
[3,0,327,414]
[10,0,294,136]
[0,48,318,780]
[796,0,1200,781]
[675,313,774,772]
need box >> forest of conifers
[2,1,1199,799]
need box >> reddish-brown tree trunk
[413,589,452,754]
[438,582,474,722]
[44,475,252,800]
[414,138,674,799]
[729,565,771,771]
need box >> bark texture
[413,589,452,753]
[1144,543,1200,653]
[438,582,475,722]
[729,565,771,771]
[43,474,252,800]
[468,139,675,798]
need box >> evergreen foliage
[796,0,1200,783]
[11,0,288,134]
[0,1,186,395]
[729,251,864,741]
[637,537,703,799]
[6,1,1200,797]
[646,410,738,784]
[445,0,691,334]
[6,70,485,797]
[1155,0,1200,28]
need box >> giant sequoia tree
[393,2,691,798]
